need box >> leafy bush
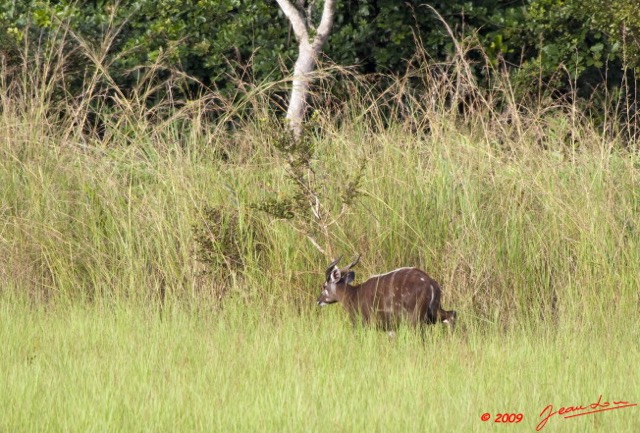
[2,0,639,119]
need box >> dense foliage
[1,0,639,106]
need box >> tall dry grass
[1,20,639,331]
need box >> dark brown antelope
[317,255,456,330]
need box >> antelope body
[317,256,456,329]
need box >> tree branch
[275,0,337,140]
[313,0,336,49]
[276,0,309,42]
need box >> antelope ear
[329,267,342,283]
[344,271,355,284]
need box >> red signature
[536,395,637,431]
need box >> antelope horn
[325,256,342,279]
[344,254,360,270]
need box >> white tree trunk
[275,0,336,140]
[287,41,315,138]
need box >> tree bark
[275,0,336,140]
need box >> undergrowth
[1,20,639,331]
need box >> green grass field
[1,301,638,432]
[1,34,640,431]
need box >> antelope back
[358,267,441,324]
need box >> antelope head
[316,255,360,306]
